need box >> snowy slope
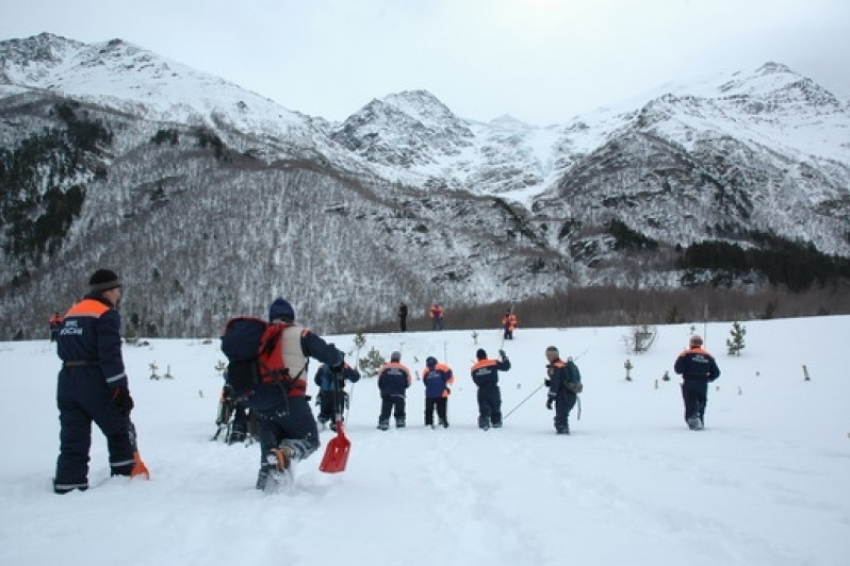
[1,315,848,565]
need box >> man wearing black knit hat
[53,269,148,493]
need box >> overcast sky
[2,0,849,125]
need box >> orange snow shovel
[319,416,350,473]
[319,378,351,473]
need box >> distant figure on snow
[397,302,408,332]
[49,311,63,342]
[501,310,517,340]
[429,303,444,331]
[674,335,720,431]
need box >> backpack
[564,358,583,394]
[220,317,299,398]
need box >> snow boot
[377,420,389,431]
[395,418,406,429]
[257,447,294,493]
[687,416,702,431]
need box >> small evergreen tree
[358,347,385,378]
[726,321,746,356]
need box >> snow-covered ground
[1,315,848,565]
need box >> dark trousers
[256,396,320,466]
[681,379,708,422]
[477,386,503,427]
[553,391,578,433]
[424,397,448,425]
[379,396,406,423]
[399,318,407,332]
[55,397,134,492]
[317,391,347,423]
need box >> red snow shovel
[319,417,350,473]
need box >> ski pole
[503,382,545,421]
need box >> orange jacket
[502,313,517,331]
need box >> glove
[544,379,551,388]
[111,386,134,415]
[546,397,554,410]
[499,349,506,359]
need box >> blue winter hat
[426,356,437,367]
[268,298,296,322]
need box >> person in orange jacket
[501,310,517,340]
[429,303,444,331]
[422,356,454,428]
[49,312,63,342]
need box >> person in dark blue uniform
[53,269,144,494]
[674,335,721,430]
[314,362,361,431]
[250,298,346,490]
[470,348,511,430]
[376,352,412,430]
[544,346,577,435]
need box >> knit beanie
[476,348,487,360]
[268,298,296,322]
[89,269,121,292]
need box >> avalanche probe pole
[503,382,545,421]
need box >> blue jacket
[57,293,127,397]
[546,359,574,399]
[314,363,361,392]
[422,363,454,399]
[377,362,411,398]
[471,357,511,388]
[674,347,721,381]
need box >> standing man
[544,346,577,435]
[397,302,409,332]
[422,356,454,428]
[470,348,511,430]
[376,351,412,430]
[501,310,517,340]
[48,311,63,342]
[53,268,148,494]
[429,303,444,331]
[674,335,721,430]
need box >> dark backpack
[220,317,296,397]
[564,358,583,394]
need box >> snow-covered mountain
[1,33,848,338]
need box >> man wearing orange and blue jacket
[53,269,144,493]
[422,356,454,428]
[376,351,411,430]
[674,335,720,430]
[545,346,577,435]
[471,348,511,430]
